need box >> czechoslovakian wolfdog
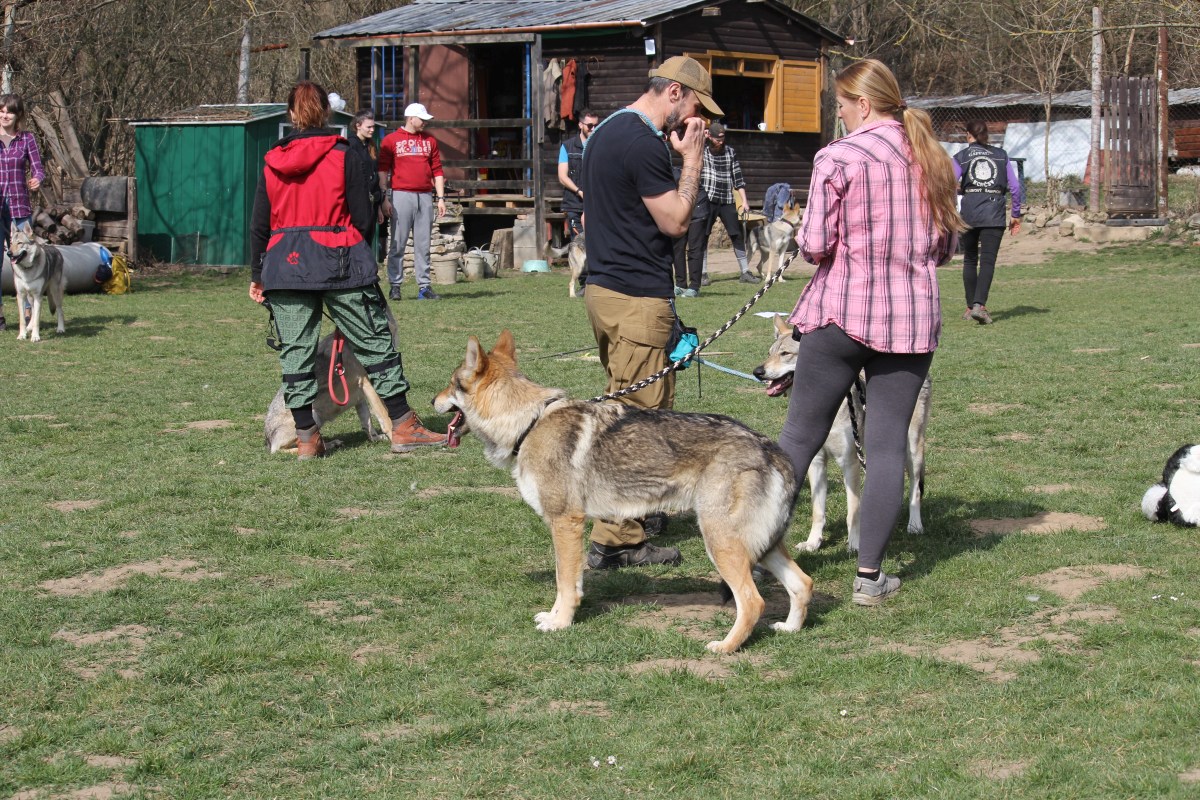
[9,225,66,342]
[745,197,803,281]
[433,330,814,653]
[566,231,587,298]
[263,304,399,454]
[753,314,931,553]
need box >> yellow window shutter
[775,60,822,133]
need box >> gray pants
[386,190,433,289]
[777,324,933,572]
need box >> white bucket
[431,258,459,285]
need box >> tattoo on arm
[677,164,701,208]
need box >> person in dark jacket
[249,81,446,458]
[347,108,383,251]
[952,120,1023,325]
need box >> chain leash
[589,249,802,403]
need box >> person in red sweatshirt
[249,81,446,458]
[378,102,446,301]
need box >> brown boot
[390,412,446,453]
[296,425,327,460]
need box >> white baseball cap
[404,103,434,121]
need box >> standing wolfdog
[9,225,66,342]
[433,330,813,653]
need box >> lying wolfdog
[433,330,813,653]
[9,225,66,342]
[753,313,930,553]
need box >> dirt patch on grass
[82,756,137,769]
[9,782,139,799]
[968,403,1023,415]
[969,511,1105,537]
[1026,484,1073,495]
[52,625,150,682]
[336,507,386,519]
[973,759,1030,780]
[306,599,379,624]
[47,500,103,513]
[995,432,1033,442]
[0,723,19,743]
[884,603,1121,682]
[1180,768,1200,784]
[9,414,57,421]
[39,559,223,596]
[1024,565,1149,602]
[1072,347,1116,354]
[415,486,522,500]
[162,419,234,433]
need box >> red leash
[328,330,350,406]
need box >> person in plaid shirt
[777,59,963,607]
[0,93,45,332]
[694,121,757,287]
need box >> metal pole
[1089,7,1102,214]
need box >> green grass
[1,247,1199,798]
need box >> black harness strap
[512,398,561,458]
[365,355,402,375]
[282,371,315,385]
[270,225,348,234]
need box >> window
[687,51,822,134]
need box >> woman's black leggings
[777,324,933,570]
[961,226,1004,307]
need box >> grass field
[1,243,1199,799]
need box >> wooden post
[531,35,545,259]
[1157,25,1169,218]
[1089,7,1102,214]
[127,177,138,263]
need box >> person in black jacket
[952,120,1023,325]
[248,82,446,458]
[347,109,383,252]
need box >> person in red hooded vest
[249,81,446,458]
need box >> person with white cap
[578,55,722,570]
[378,102,446,301]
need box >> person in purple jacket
[0,93,45,332]
[952,120,1022,325]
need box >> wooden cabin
[314,0,845,254]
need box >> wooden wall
[663,4,824,61]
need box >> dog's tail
[1142,483,1168,522]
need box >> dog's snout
[752,365,767,381]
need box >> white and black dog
[1141,444,1200,527]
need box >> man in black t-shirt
[579,55,722,570]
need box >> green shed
[130,104,354,267]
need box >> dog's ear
[773,313,791,336]
[492,329,517,362]
[465,335,487,373]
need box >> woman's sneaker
[852,572,901,606]
[970,304,993,325]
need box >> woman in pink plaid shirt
[0,93,45,332]
[778,59,963,606]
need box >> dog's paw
[705,639,738,655]
[907,521,924,534]
[534,611,570,631]
[29,332,40,343]
[795,537,823,553]
[770,620,803,634]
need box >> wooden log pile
[29,201,95,245]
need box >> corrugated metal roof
[907,87,1200,110]
[128,104,289,126]
[315,0,844,44]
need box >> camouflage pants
[268,285,408,409]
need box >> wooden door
[1103,76,1157,216]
